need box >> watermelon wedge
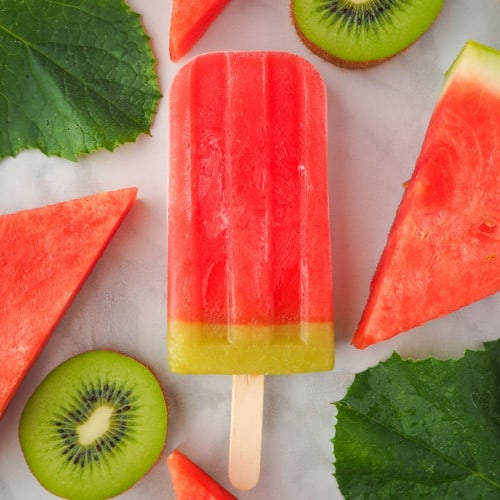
[169,0,231,62]
[167,449,237,500]
[352,41,500,349]
[0,187,137,417]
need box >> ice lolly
[168,51,334,375]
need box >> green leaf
[0,0,160,160]
[333,340,500,499]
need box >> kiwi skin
[290,0,445,69]
[291,12,393,69]
[291,19,401,69]
[291,11,386,69]
[19,350,168,500]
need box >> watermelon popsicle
[167,51,334,488]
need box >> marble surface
[0,1,499,499]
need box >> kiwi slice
[19,350,167,500]
[291,0,445,68]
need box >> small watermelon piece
[167,449,237,500]
[352,41,500,349]
[0,187,137,417]
[169,0,231,62]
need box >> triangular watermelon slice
[352,41,500,349]
[169,0,231,62]
[167,449,237,500]
[0,187,137,417]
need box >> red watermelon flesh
[167,449,237,500]
[169,0,231,62]
[0,187,137,417]
[352,41,500,349]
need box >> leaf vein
[338,402,500,489]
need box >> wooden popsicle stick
[228,374,265,491]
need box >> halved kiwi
[19,350,167,500]
[291,0,445,68]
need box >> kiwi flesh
[291,0,445,68]
[19,350,167,500]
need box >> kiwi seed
[52,380,136,467]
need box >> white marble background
[0,1,499,499]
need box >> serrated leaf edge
[0,0,161,161]
[331,341,500,491]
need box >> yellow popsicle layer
[167,320,334,374]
